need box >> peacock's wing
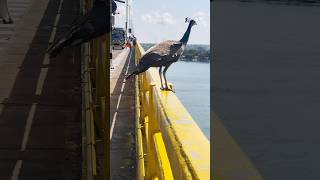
[138,52,163,67]
[155,40,185,60]
[147,40,178,54]
[169,41,184,56]
[138,40,184,67]
[171,43,185,58]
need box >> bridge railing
[81,0,109,179]
[135,42,210,180]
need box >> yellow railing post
[87,37,109,179]
[82,0,110,178]
[136,75,145,180]
[146,83,159,179]
[153,133,174,180]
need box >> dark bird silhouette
[126,18,197,91]
[0,0,13,24]
[47,0,109,58]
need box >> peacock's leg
[162,64,174,92]
[159,66,164,89]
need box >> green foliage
[141,43,210,63]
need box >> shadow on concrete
[110,48,136,180]
[0,0,82,179]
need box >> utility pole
[129,5,133,34]
[125,0,128,39]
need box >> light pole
[129,4,133,34]
[125,0,128,39]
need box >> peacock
[126,18,197,91]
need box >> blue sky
[114,0,210,45]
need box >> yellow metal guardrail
[212,113,263,180]
[135,42,210,180]
[81,0,109,179]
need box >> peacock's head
[185,17,197,26]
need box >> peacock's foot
[160,86,175,93]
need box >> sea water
[166,61,210,139]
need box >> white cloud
[141,12,176,25]
[193,11,209,27]
[116,5,126,19]
[113,4,126,27]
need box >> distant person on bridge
[47,0,109,58]
[129,34,136,46]
[132,35,136,46]
[127,34,135,49]
[0,0,13,24]
[125,18,197,92]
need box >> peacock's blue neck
[180,22,192,45]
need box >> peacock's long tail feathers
[125,70,138,80]
[47,36,67,58]
[125,65,149,80]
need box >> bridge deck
[110,48,136,179]
[0,0,82,179]
[0,0,32,49]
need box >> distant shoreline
[141,43,210,63]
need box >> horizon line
[140,42,210,46]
